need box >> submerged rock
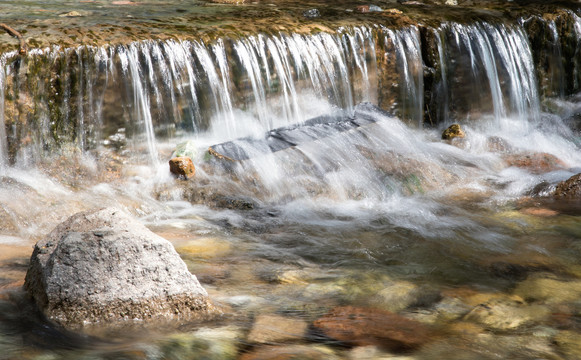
[463,297,550,331]
[24,208,217,329]
[169,156,196,179]
[247,314,308,343]
[240,345,339,360]
[441,124,466,140]
[313,306,432,351]
[513,273,581,304]
[503,152,567,174]
[554,173,581,198]
[160,326,243,360]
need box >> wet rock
[554,330,581,359]
[239,345,339,360]
[513,273,581,304]
[313,306,432,351]
[303,9,320,19]
[463,298,550,331]
[160,326,243,360]
[247,314,308,343]
[445,0,458,5]
[169,156,196,179]
[503,152,567,174]
[441,124,466,140]
[24,207,217,329]
[554,173,581,198]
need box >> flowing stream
[1,2,581,359]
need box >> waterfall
[438,22,540,126]
[381,26,424,127]
[0,16,577,166]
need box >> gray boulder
[24,207,217,329]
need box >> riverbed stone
[554,330,581,359]
[313,306,432,351]
[247,314,308,343]
[160,326,243,360]
[554,173,581,198]
[24,207,217,329]
[239,345,339,360]
[513,273,581,304]
[463,298,550,331]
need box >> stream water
[1,1,581,359]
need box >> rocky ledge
[24,207,219,329]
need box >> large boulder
[24,207,217,329]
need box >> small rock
[247,314,308,343]
[169,156,195,179]
[313,306,432,351]
[239,345,339,360]
[303,9,320,18]
[554,173,581,198]
[445,0,458,5]
[59,11,84,17]
[370,281,418,312]
[463,298,550,330]
[441,124,466,140]
[385,8,403,15]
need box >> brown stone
[169,156,195,179]
[312,306,432,351]
[503,153,567,174]
[441,124,466,140]
[554,173,581,198]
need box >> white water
[0,20,578,240]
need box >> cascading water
[1,5,581,359]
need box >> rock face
[554,173,581,198]
[24,208,216,328]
